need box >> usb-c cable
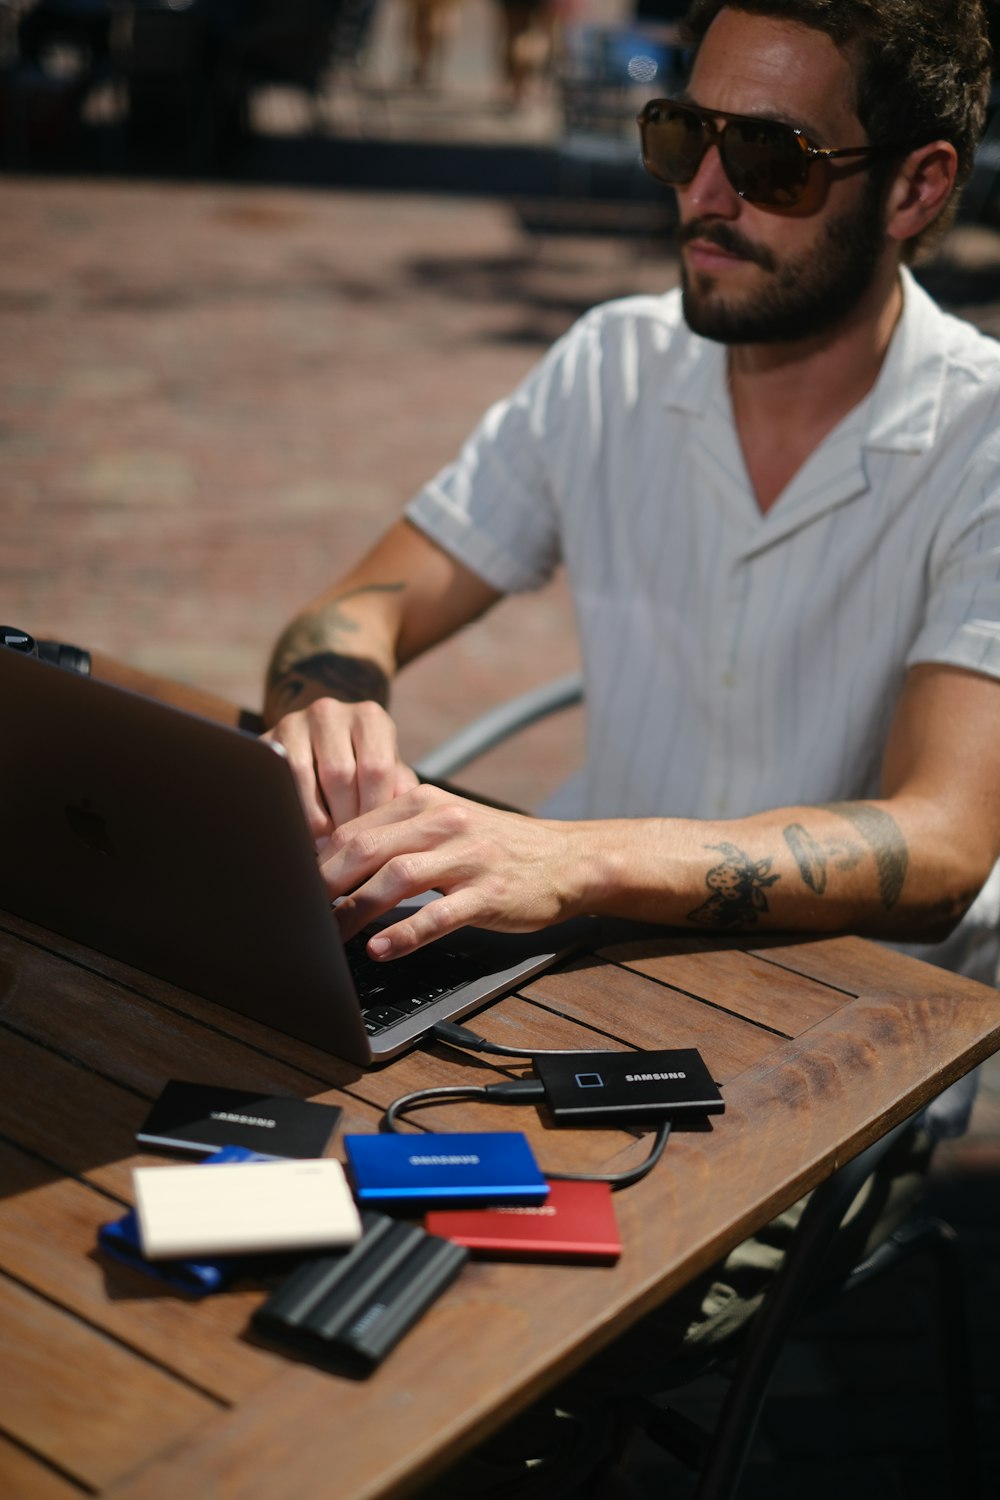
[384,1025,675,1189]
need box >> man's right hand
[261,518,503,844]
[262,698,419,847]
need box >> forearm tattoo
[271,652,391,712]
[782,805,908,910]
[267,582,404,712]
[782,822,863,895]
[687,799,908,930]
[687,842,780,927]
[817,802,909,909]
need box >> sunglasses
[636,98,901,211]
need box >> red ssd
[425,1179,621,1263]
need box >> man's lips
[679,220,777,274]
[684,238,748,271]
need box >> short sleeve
[906,443,1000,681]
[404,312,602,594]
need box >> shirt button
[721,671,737,688]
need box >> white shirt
[407,269,1000,1134]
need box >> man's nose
[681,142,741,216]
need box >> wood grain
[0,1278,218,1491]
[0,1434,84,1500]
[0,1142,284,1403]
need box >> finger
[344,886,484,958]
[308,704,363,830]
[321,786,460,892]
[333,781,450,840]
[332,847,446,939]
[351,702,408,817]
[394,763,421,798]
[262,723,333,845]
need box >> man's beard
[679,179,886,345]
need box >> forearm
[263,519,501,728]
[264,591,400,726]
[571,798,984,941]
[321,664,1000,956]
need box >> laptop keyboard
[346,931,485,1038]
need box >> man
[266,0,999,1001]
[265,0,998,1476]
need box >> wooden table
[3,666,999,1500]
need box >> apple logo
[65,798,116,857]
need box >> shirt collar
[660,266,947,454]
[864,266,947,453]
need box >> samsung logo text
[409,1154,481,1166]
[210,1111,276,1128]
[625,1072,686,1083]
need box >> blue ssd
[344,1132,549,1208]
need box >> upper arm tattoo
[818,802,909,909]
[687,842,780,927]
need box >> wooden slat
[0,920,357,1096]
[0,1278,218,1491]
[0,1026,158,1199]
[0,1434,84,1500]
[438,987,632,1055]
[0,1142,284,1403]
[520,957,781,1080]
[597,936,854,1035]
[747,931,996,1001]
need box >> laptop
[0,648,591,1066]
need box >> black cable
[382,1081,672,1190]
[384,1083,499,1132]
[384,1079,546,1131]
[432,1020,586,1057]
[548,1119,672,1190]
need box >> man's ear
[884,141,959,246]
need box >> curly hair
[681,1,993,252]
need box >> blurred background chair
[413,670,583,783]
